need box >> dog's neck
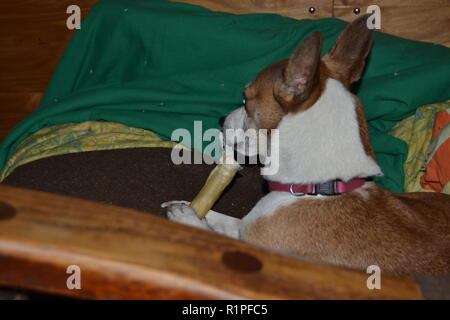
[265,78,382,184]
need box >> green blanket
[1,0,450,192]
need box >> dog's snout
[219,116,226,128]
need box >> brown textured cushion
[2,148,267,219]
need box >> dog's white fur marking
[354,181,375,199]
[223,107,246,133]
[267,78,382,184]
[165,201,210,230]
[165,200,241,239]
[239,191,304,239]
[204,210,241,239]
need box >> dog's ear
[276,32,322,103]
[324,14,373,85]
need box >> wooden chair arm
[0,185,421,299]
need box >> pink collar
[267,178,367,196]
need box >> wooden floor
[0,0,449,143]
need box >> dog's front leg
[203,210,240,239]
[163,201,211,231]
[163,201,241,239]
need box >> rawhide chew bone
[190,158,240,219]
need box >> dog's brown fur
[245,184,450,275]
[241,15,450,275]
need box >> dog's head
[223,15,374,158]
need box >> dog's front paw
[162,200,209,230]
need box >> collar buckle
[309,181,338,196]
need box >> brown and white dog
[166,15,450,275]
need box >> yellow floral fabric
[0,121,176,182]
[390,100,450,193]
